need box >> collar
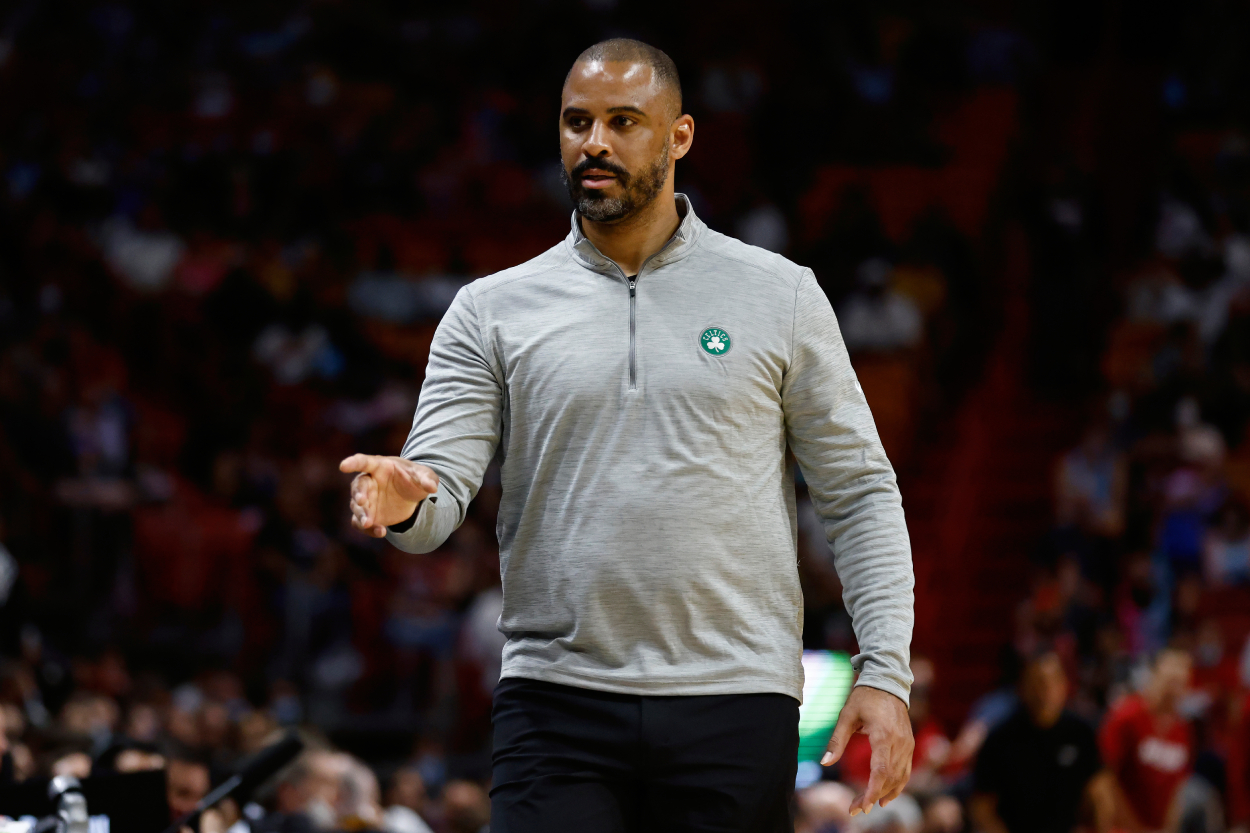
[566,193,705,276]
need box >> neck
[1034,711,1061,729]
[580,188,681,276]
[1146,689,1173,717]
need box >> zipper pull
[629,279,636,296]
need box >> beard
[562,145,670,223]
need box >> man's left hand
[821,685,914,815]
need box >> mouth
[579,169,619,190]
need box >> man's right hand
[339,454,440,538]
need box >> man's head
[1146,647,1192,712]
[274,749,345,828]
[1019,650,1068,728]
[442,780,491,833]
[165,747,211,821]
[560,39,694,224]
[386,765,427,812]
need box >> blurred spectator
[838,258,924,354]
[736,201,791,254]
[850,792,923,833]
[335,754,386,831]
[1231,688,1250,833]
[270,749,343,831]
[1203,499,1250,586]
[383,765,434,833]
[795,780,855,833]
[166,745,213,824]
[1099,649,1196,833]
[970,651,1113,833]
[922,795,963,833]
[1055,422,1128,545]
[441,780,490,833]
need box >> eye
[613,116,635,127]
[566,116,589,129]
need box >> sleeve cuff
[853,675,911,708]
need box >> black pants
[490,677,799,833]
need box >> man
[1099,648,1195,833]
[267,749,345,831]
[970,651,1114,833]
[383,765,435,833]
[341,38,914,832]
[165,745,212,823]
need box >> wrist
[387,501,423,533]
[853,677,912,709]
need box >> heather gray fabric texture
[387,195,915,705]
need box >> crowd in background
[1,0,1249,832]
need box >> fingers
[348,493,387,538]
[852,759,889,816]
[822,703,860,766]
[851,727,913,816]
[349,509,387,536]
[339,453,380,474]
[879,780,907,809]
[349,474,377,528]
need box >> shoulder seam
[696,237,804,289]
[473,248,575,297]
[790,268,811,368]
[460,285,504,390]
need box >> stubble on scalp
[566,39,683,122]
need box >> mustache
[570,157,630,181]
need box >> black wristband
[386,499,428,534]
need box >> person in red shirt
[1099,647,1195,833]
[1230,689,1250,833]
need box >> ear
[670,114,695,161]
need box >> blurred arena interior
[1,0,1250,831]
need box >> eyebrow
[562,105,648,118]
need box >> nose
[582,118,612,160]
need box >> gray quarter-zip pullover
[387,195,914,704]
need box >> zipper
[628,278,637,390]
[608,231,680,393]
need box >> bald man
[342,39,915,833]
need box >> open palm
[339,454,440,537]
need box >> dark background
[1,1,1249,831]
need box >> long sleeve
[386,285,503,554]
[781,269,915,704]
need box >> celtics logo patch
[700,327,731,356]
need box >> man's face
[389,768,427,811]
[166,759,210,820]
[560,60,675,224]
[1153,650,1192,709]
[1020,654,1068,728]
